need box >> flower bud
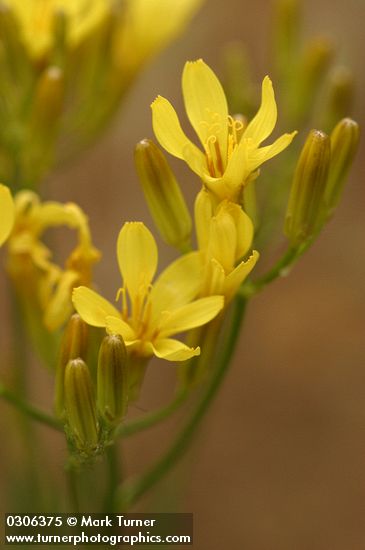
[285,129,331,245]
[97,334,128,424]
[135,139,192,252]
[324,118,360,214]
[323,68,355,130]
[55,314,88,418]
[273,0,300,78]
[30,66,65,133]
[291,37,333,122]
[0,4,28,76]
[64,358,99,451]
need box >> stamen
[205,135,223,177]
[116,287,128,318]
[213,140,224,176]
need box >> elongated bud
[0,5,28,75]
[135,139,192,252]
[324,118,360,214]
[51,9,68,67]
[285,130,331,245]
[64,358,99,451]
[223,42,255,116]
[273,0,300,78]
[323,68,355,130]
[30,66,64,132]
[97,334,128,424]
[55,314,88,418]
[292,38,333,122]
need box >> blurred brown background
[1,0,365,548]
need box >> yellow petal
[244,76,277,145]
[218,201,254,259]
[151,96,198,159]
[218,138,251,200]
[202,258,225,296]
[182,59,228,163]
[159,295,224,337]
[105,315,137,342]
[194,188,216,250]
[72,286,120,327]
[149,251,202,319]
[207,207,237,272]
[249,131,297,171]
[223,251,259,302]
[117,222,158,302]
[152,338,200,361]
[182,142,207,178]
[0,184,15,246]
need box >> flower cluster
[0,1,359,466]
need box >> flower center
[201,113,245,178]
[117,285,154,341]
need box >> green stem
[103,444,120,513]
[67,466,80,513]
[115,389,188,439]
[117,295,248,510]
[241,243,309,297]
[0,383,62,431]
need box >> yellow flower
[152,59,297,201]
[195,190,259,302]
[112,0,203,76]
[0,184,15,246]
[7,191,100,330]
[73,222,224,362]
[3,0,108,60]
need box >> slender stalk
[103,444,120,513]
[0,383,62,431]
[67,466,80,513]
[115,389,188,438]
[241,242,313,298]
[117,295,248,510]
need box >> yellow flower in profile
[7,191,100,330]
[73,222,224,362]
[152,59,297,201]
[0,184,15,246]
[2,0,108,60]
[195,190,259,302]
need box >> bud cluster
[285,118,360,246]
[55,314,128,456]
